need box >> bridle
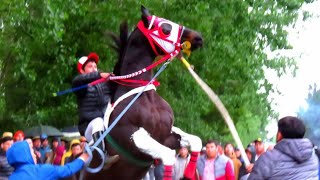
[137,15,185,56]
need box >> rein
[53,50,179,96]
[83,60,174,173]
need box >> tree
[298,84,320,146]
[0,0,313,145]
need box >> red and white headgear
[77,52,99,73]
[137,15,184,55]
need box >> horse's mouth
[190,36,203,51]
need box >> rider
[72,52,119,166]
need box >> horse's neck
[115,29,156,99]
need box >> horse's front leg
[131,127,175,180]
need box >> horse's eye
[159,23,172,36]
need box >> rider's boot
[92,131,119,170]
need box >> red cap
[77,52,99,73]
[13,130,24,140]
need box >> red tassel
[163,165,173,180]
[183,152,199,179]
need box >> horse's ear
[141,5,150,28]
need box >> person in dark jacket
[0,133,14,179]
[64,142,83,180]
[72,52,119,166]
[6,140,88,180]
[248,116,319,180]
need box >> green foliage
[0,0,312,146]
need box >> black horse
[85,6,203,180]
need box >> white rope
[180,57,250,166]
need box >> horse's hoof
[103,154,120,170]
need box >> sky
[265,1,320,139]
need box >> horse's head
[139,6,203,55]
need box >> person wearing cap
[13,130,24,142]
[39,134,52,164]
[248,116,319,180]
[239,146,255,180]
[253,138,265,161]
[0,132,14,179]
[72,52,119,167]
[6,140,89,180]
[244,138,265,175]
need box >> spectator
[64,142,82,164]
[47,137,60,164]
[6,140,89,180]
[64,142,83,180]
[239,147,254,180]
[0,132,14,179]
[61,139,80,165]
[173,146,191,180]
[253,138,265,161]
[52,145,65,165]
[60,138,68,148]
[197,140,234,180]
[234,147,241,159]
[245,139,264,174]
[248,116,319,179]
[39,134,52,164]
[154,159,164,180]
[217,143,224,156]
[13,131,24,142]
[32,136,42,164]
[51,137,59,151]
[224,143,241,180]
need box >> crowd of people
[0,119,319,180]
[0,130,89,180]
[142,116,320,180]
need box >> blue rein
[82,60,172,174]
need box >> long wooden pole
[180,56,250,166]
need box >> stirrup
[92,131,106,152]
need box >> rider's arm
[72,71,101,87]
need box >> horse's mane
[107,21,129,75]
[107,21,129,102]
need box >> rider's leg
[85,117,105,150]
[171,126,202,179]
[131,127,176,180]
[85,117,119,168]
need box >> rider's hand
[100,73,110,79]
[79,153,89,162]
